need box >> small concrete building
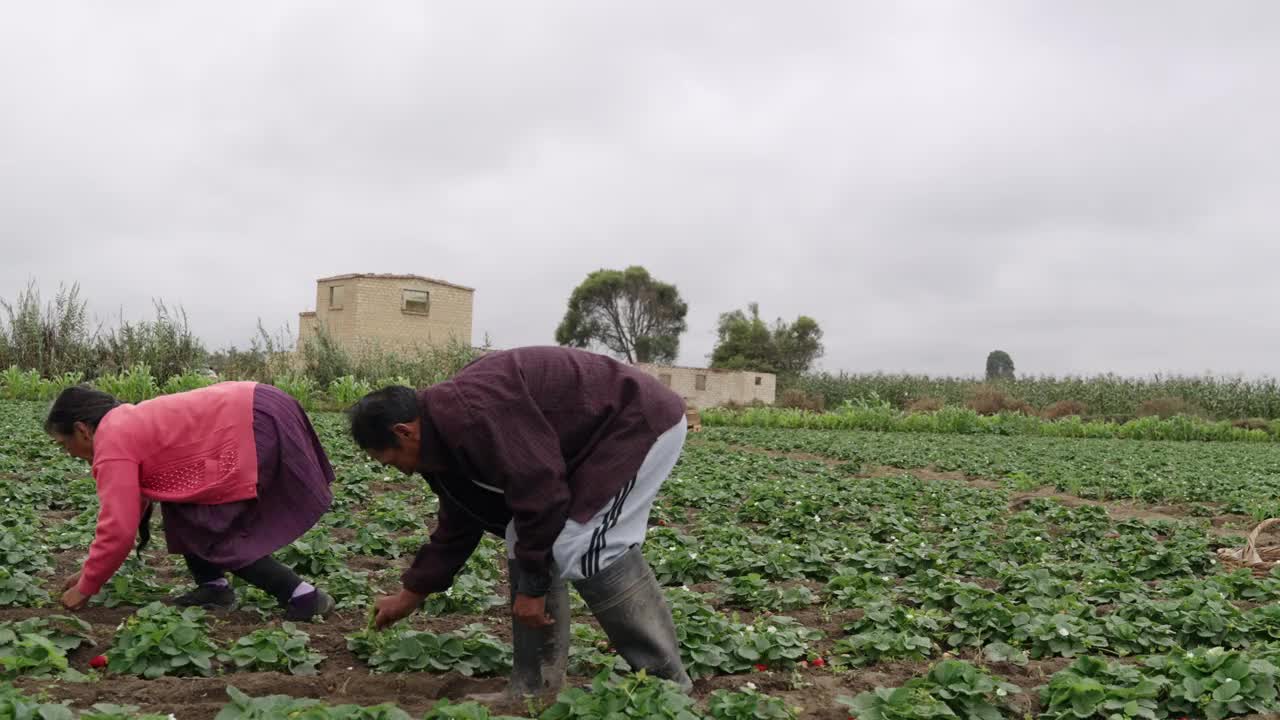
[635,364,776,408]
[298,273,474,355]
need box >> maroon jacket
[403,346,686,597]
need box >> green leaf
[1212,678,1242,702]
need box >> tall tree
[772,314,824,375]
[986,350,1016,381]
[555,266,687,364]
[710,303,774,371]
[710,302,824,375]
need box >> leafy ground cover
[5,399,1280,717]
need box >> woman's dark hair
[43,385,152,555]
[44,385,121,436]
[347,386,421,450]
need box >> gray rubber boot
[573,545,693,692]
[509,568,570,698]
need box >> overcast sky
[2,2,1277,377]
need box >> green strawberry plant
[214,686,412,720]
[1040,655,1163,720]
[733,617,823,670]
[0,615,93,680]
[321,567,376,611]
[422,573,504,615]
[92,558,168,608]
[422,700,523,719]
[0,615,94,655]
[227,579,281,619]
[0,633,74,680]
[943,586,1018,650]
[567,624,628,676]
[352,525,402,559]
[705,684,798,720]
[667,589,820,676]
[722,574,814,612]
[275,530,350,577]
[540,671,700,720]
[0,567,48,608]
[1146,646,1280,720]
[45,509,98,551]
[839,660,1019,720]
[1096,613,1176,657]
[348,623,511,676]
[219,623,324,676]
[80,704,174,720]
[647,530,720,586]
[834,601,941,667]
[0,683,75,720]
[823,570,893,608]
[922,660,1021,719]
[0,528,49,574]
[107,602,219,678]
[1010,612,1107,659]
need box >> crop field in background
[7,399,1280,718]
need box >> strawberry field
[7,399,1280,718]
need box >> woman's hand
[61,571,82,592]
[61,587,90,611]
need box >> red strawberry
[754,663,768,672]
[89,655,108,669]
[812,657,827,668]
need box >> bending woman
[47,381,336,620]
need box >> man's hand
[512,593,553,628]
[61,586,90,611]
[61,571,82,592]
[374,589,426,630]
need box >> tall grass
[298,326,478,389]
[791,372,1280,421]
[95,301,205,380]
[0,280,206,381]
[0,280,95,377]
[206,321,297,383]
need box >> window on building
[659,373,672,387]
[402,289,430,315]
[755,376,762,386]
[695,374,707,391]
[328,285,344,309]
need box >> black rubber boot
[469,563,570,703]
[573,545,692,692]
[510,566,570,698]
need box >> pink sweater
[78,381,261,596]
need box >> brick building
[635,364,776,408]
[298,273,474,355]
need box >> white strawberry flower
[1058,628,1070,637]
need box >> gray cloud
[1,1,1277,377]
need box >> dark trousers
[183,554,302,605]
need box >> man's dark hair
[347,385,421,450]
[45,385,122,436]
